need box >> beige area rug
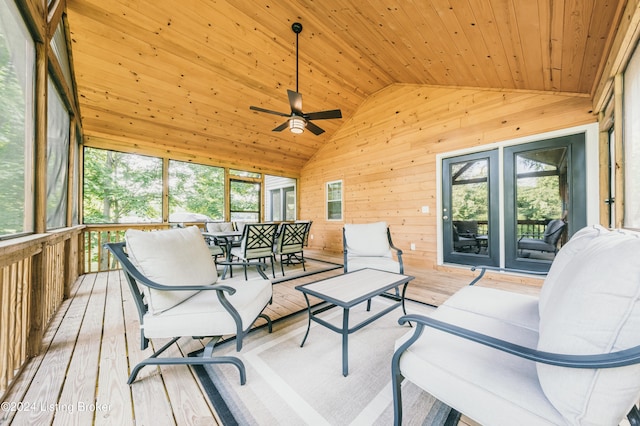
[194,297,458,425]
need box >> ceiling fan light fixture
[289,117,306,134]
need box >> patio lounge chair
[392,225,640,425]
[343,221,403,274]
[104,226,272,385]
[518,218,566,255]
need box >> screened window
[326,180,343,221]
[83,147,162,223]
[46,78,70,229]
[624,44,640,228]
[230,179,260,222]
[0,0,35,237]
[168,160,224,222]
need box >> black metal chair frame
[104,241,272,385]
[518,219,566,255]
[391,265,640,426]
[274,222,308,276]
[231,223,278,279]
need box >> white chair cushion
[397,293,564,426]
[344,221,391,257]
[125,226,218,315]
[206,222,234,233]
[538,224,604,316]
[537,228,640,425]
[345,256,400,274]
[143,276,272,338]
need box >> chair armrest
[396,314,640,369]
[468,265,547,286]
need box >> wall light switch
[421,205,430,214]
[310,234,314,240]
[410,243,416,250]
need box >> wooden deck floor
[0,251,511,426]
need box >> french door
[442,150,499,267]
[442,133,587,272]
[504,134,586,271]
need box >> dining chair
[273,222,308,276]
[230,223,279,279]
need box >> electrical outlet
[421,205,430,214]
[310,234,314,240]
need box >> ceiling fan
[250,22,342,135]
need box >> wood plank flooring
[1,251,523,426]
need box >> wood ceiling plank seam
[412,1,477,87]
[559,0,594,93]
[371,2,446,84]
[467,0,519,88]
[578,0,620,94]
[511,1,547,91]
[391,4,461,86]
[307,1,402,87]
[458,0,513,88]
[548,0,566,91]
[489,0,528,90]
[362,2,444,84]
[70,1,323,108]
[537,1,554,92]
[437,0,501,87]
[229,0,390,97]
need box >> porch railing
[0,227,82,399]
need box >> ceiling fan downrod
[292,22,302,94]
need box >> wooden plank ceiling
[66,0,623,176]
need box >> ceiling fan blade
[287,90,303,115]
[250,105,290,117]
[305,109,342,120]
[305,120,325,135]
[272,121,289,132]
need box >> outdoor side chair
[104,226,272,385]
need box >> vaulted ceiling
[66,0,623,176]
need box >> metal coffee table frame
[295,268,415,376]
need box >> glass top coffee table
[295,268,415,376]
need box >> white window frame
[326,180,343,221]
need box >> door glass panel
[514,147,567,262]
[442,149,499,267]
[451,159,489,253]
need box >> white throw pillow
[125,226,218,314]
[344,221,391,257]
[537,228,640,425]
[538,225,604,316]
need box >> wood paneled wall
[300,84,596,291]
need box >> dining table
[202,230,243,279]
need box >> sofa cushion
[143,276,272,338]
[538,225,604,316]
[537,227,640,425]
[125,226,218,315]
[397,295,564,425]
[344,221,391,258]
